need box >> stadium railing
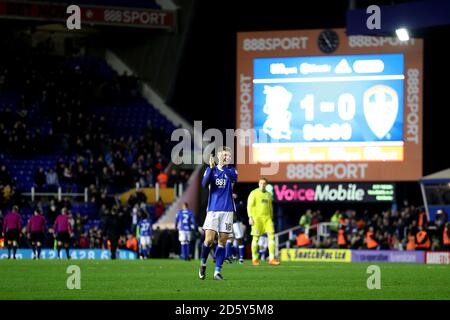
[274,225,303,258]
[275,222,333,257]
[23,187,89,202]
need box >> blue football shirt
[175,209,197,231]
[202,166,237,212]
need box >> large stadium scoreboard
[236,29,423,182]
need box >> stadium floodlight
[396,28,410,41]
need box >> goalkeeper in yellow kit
[247,177,280,266]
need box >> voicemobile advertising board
[236,29,422,182]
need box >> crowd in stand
[296,205,450,251]
[29,131,189,194]
[0,33,190,195]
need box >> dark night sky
[171,0,450,210]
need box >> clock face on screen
[318,29,339,53]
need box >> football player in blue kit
[175,202,197,260]
[198,146,237,280]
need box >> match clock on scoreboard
[317,29,339,53]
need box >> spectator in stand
[0,165,12,186]
[46,198,58,225]
[2,184,14,205]
[155,197,165,220]
[299,210,312,236]
[130,204,139,232]
[311,210,322,229]
[118,235,127,250]
[389,234,403,250]
[435,209,448,244]
[157,170,168,188]
[330,210,341,233]
[167,168,178,188]
[62,166,75,191]
[46,168,59,191]
[154,159,163,174]
[146,169,155,187]
[79,232,89,249]
[73,213,86,237]
[60,196,72,212]
[350,230,364,249]
[34,167,46,191]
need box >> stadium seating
[0,35,183,249]
[1,54,176,191]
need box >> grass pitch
[0,259,449,300]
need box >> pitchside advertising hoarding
[273,182,395,202]
[0,249,137,260]
[0,0,176,30]
[280,249,429,264]
[236,29,423,182]
[281,248,352,263]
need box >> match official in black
[104,210,120,259]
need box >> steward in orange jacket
[415,227,431,250]
[366,227,379,250]
[338,226,348,249]
[442,223,450,250]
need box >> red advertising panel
[236,29,423,182]
[0,0,176,30]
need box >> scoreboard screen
[236,29,423,182]
[253,53,404,163]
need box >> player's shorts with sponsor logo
[178,230,192,242]
[251,216,274,236]
[203,211,233,233]
[139,236,152,247]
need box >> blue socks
[215,245,225,273]
[225,241,233,259]
[200,244,211,265]
[180,243,186,259]
[239,245,245,260]
[181,243,190,260]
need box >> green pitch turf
[0,259,449,300]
